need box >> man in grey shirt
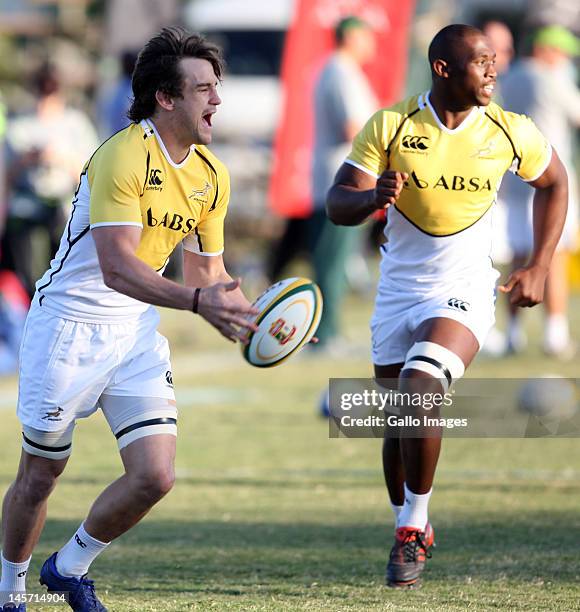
[310,16,377,351]
[501,25,580,357]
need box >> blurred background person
[0,62,98,298]
[307,16,378,353]
[98,50,138,138]
[501,25,580,358]
[481,19,515,102]
[480,19,516,356]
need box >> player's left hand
[197,278,260,343]
[498,264,548,307]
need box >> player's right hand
[196,279,259,343]
[373,170,409,210]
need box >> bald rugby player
[327,24,567,588]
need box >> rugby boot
[424,521,435,549]
[394,521,435,547]
[39,553,107,612]
[386,526,432,588]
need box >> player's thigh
[412,277,496,357]
[101,393,177,495]
[17,306,114,459]
[374,363,404,388]
[402,281,496,391]
[120,431,176,488]
[411,317,479,369]
[101,312,177,443]
[100,394,177,453]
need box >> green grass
[0,289,579,610]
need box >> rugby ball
[242,277,322,367]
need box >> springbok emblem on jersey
[189,181,212,199]
[269,318,296,346]
[471,140,495,158]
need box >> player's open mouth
[202,113,213,128]
[482,84,494,96]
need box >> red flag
[269,0,415,218]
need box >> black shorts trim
[115,417,177,440]
[22,433,72,453]
[408,355,452,386]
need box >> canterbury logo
[75,535,88,548]
[165,370,173,387]
[447,298,470,312]
[148,168,163,186]
[402,135,429,150]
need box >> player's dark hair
[128,27,224,122]
[428,24,483,72]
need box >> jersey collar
[421,91,482,135]
[141,119,195,168]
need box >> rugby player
[327,24,568,588]
[0,28,258,611]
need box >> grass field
[0,287,579,611]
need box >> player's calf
[385,341,465,587]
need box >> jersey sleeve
[510,114,553,182]
[346,110,389,178]
[182,165,230,256]
[88,139,146,228]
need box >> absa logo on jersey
[146,208,197,234]
[404,171,493,192]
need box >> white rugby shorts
[371,272,498,366]
[17,302,176,454]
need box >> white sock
[0,552,31,606]
[55,523,109,578]
[544,314,569,352]
[398,483,432,530]
[391,503,403,529]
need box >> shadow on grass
[36,511,580,595]
[42,473,580,495]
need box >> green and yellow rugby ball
[242,277,323,367]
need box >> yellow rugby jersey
[345,92,552,293]
[36,119,230,322]
[348,92,551,236]
[89,119,229,266]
